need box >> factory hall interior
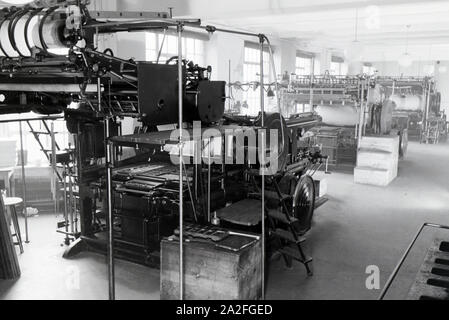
[1,0,449,302]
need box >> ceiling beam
[191,0,448,21]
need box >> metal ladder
[250,174,313,276]
[26,119,63,183]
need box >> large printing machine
[1,1,447,301]
[0,0,328,294]
[278,73,444,167]
[279,74,366,167]
[375,76,446,144]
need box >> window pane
[295,56,312,76]
[167,35,177,55]
[314,60,321,75]
[146,32,205,65]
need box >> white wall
[372,60,436,78]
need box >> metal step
[279,246,313,264]
[273,228,306,244]
[268,209,297,224]
[30,131,59,135]
[250,190,292,202]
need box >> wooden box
[160,238,262,300]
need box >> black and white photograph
[0,0,448,307]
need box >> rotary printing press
[284,74,415,167]
[375,76,445,144]
[0,1,327,271]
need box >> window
[146,32,205,66]
[295,56,312,76]
[0,115,70,167]
[363,64,376,75]
[296,52,321,76]
[242,42,270,116]
[314,59,321,75]
[330,56,348,75]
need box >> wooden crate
[160,238,262,300]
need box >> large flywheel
[292,175,315,235]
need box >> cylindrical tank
[389,94,424,111]
[315,105,360,126]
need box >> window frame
[145,31,206,66]
[242,42,271,115]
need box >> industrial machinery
[0,0,327,298]
[376,76,445,144]
[281,74,435,167]
[279,74,363,168]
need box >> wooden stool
[3,197,24,254]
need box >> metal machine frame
[0,2,330,301]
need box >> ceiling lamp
[399,53,413,68]
[345,8,364,62]
[346,40,364,62]
[398,25,413,67]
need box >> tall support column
[51,122,58,216]
[177,23,184,301]
[357,79,366,149]
[259,35,265,300]
[19,121,29,243]
[207,137,211,223]
[101,77,115,300]
[424,81,432,134]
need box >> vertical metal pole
[357,80,366,149]
[259,36,265,300]
[309,59,314,110]
[424,81,431,133]
[51,122,58,216]
[221,135,225,190]
[101,77,115,300]
[63,164,69,245]
[194,139,198,201]
[207,137,211,223]
[19,121,29,243]
[68,161,74,234]
[228,59,231,112]
[177,24,184,301]
[363,85,370,136]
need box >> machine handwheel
[399,129,408,158]
[292,175,315,235]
